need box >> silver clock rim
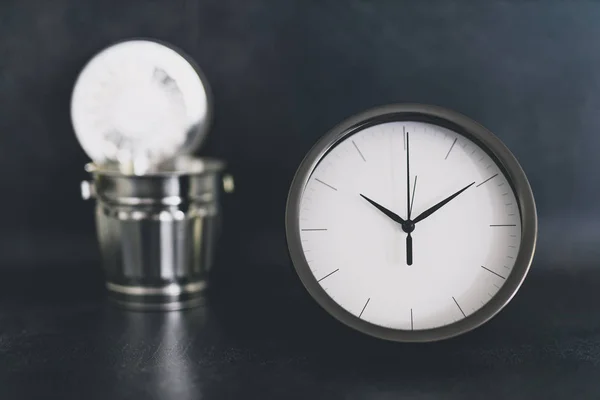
[285,103,538,343]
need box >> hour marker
[481,265,506,279]
[315,178,337,191]
[445,138,457,160]
[317,269,339,282]
[476,173,498,187]
[359,298,371,318]
[301,228,327,231]
[352,140,366,162]
[411,308,414,330]
[490,224,517,227]
[452,296,466,317]
[403,126,406,150]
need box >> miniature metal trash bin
[81,157,225,311]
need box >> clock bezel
[285,103,538,342]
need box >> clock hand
[406,233,413,266]
[405,132,415,266]
[406,131,411,219]
[360,194,406,225]
[412,181,476,224]
[409,175,417,216]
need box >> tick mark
[498,182,505,187]
[301,228,328,231]
[352,140,366,162]
[503,265,509,269]
[476,173,498,187]
[411,308,414,330]
[481,265,506,279]
[479,156,485,162]
[505,202,513,206]
[471,149,477,155]
[510,234,517,237]
[503,192,509,196]
[445,138,458,160]
[488,292,493,297]
[508,245,516,248]
[486,164,493,169]
[507,256,514,259]
[452,296,466,317]
[317,269,339,282]
[490,224,517,227]
[493,283,500,289]
[359,298,371,318]
[315,178,337,191]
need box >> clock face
[292,118,527,335]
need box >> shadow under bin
[81,157,228,311]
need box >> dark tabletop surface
[1,259,600,400]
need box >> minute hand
[412,182,475,224]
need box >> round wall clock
[285,104,537,342]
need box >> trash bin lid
[70,39,212,174]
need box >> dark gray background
[1,0,598,270]
[2,1,600,399]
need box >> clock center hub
[402,220,415,233]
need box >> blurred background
[1,0,599,276]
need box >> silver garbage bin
[81,158,226,310]
[70,39,225,310]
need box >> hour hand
[412,182,475,224]
[360,194,406,225]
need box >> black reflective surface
[1,262,599,400]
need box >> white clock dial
[297,121,521,331]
